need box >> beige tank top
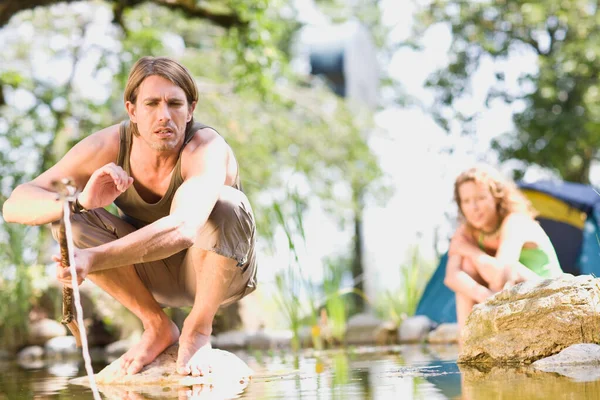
[114,120,241,228]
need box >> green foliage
[375,246,435,325]
[272,191,317,351]
[415,0,600,182]
[0,0,389,345]
[322,259,348,343]
[0,265,33,350]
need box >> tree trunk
[351,188,365,313]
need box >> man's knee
[50,212,119,250]
[208,187,255,237]
[50,215,88,248]
[194,187,256,271]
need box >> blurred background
[1,0,599,353]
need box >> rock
[246,330,292,350]
[17,346,45,369]
[398,315,434,343]
[18,346,45,361]
[427,343,460,361]
[375,321,399,346]
[427,323,459,344]
[459,274,600,364]
[345,313,384,345]
[27,318,67,346]
[214,330,248,349]
[45,336,79,358]
[47,361,80,377]
[70,345,252,399]
[533,343,600,367]
[532,343,600,381]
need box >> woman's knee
[461,257,477,276]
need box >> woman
[444,165,563,330]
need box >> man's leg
[87,267,179,375]
[176,248,241,376]
[53,209,179,375]
[173,186,257,376]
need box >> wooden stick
[58,217,82,347]
[51,177,83,349]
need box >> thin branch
[0,0,245,29]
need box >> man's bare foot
[119,316,179,375]
[177,326,213,376]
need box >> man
[2,56,257,376]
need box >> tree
[0,1,389,333]
[415,0,600,183]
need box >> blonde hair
[124,56,198,136]
[454,164,537,224]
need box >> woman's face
[458,180,498,230]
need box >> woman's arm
[444,254,493,303]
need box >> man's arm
[3,126,121,226]
[79,129,228,273]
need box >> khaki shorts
[51,186,257,308]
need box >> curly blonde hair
[453,164,537,224]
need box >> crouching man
[2,56,258,376]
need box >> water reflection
[4,344,600,399]
[459,363,600,400]
[242,345,457,399]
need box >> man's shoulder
[187,124,227,151]
[74,124,121,158]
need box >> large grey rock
[427,323,459,344]
[27,318,67,346]
[246,329,292,350]
[374,321,399,345]
[532,343,600,381]
[17,346,44,361]
[459,274,600,364]
[45,336,79,358]
[214,330,248,349]
[399,315,434,343]
[533,343,600,367]
[71,345,253,399]
[345,313,383,345]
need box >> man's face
[458,180,498,230]
[126,75,196,152]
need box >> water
[1,344,599,399]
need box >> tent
[415,180,600,324]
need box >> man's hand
[52,248,93,288]
[78,163,133,210]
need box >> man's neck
[130,136,183,173]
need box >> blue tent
[415,180,600,324]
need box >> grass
[375,245,435,326]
